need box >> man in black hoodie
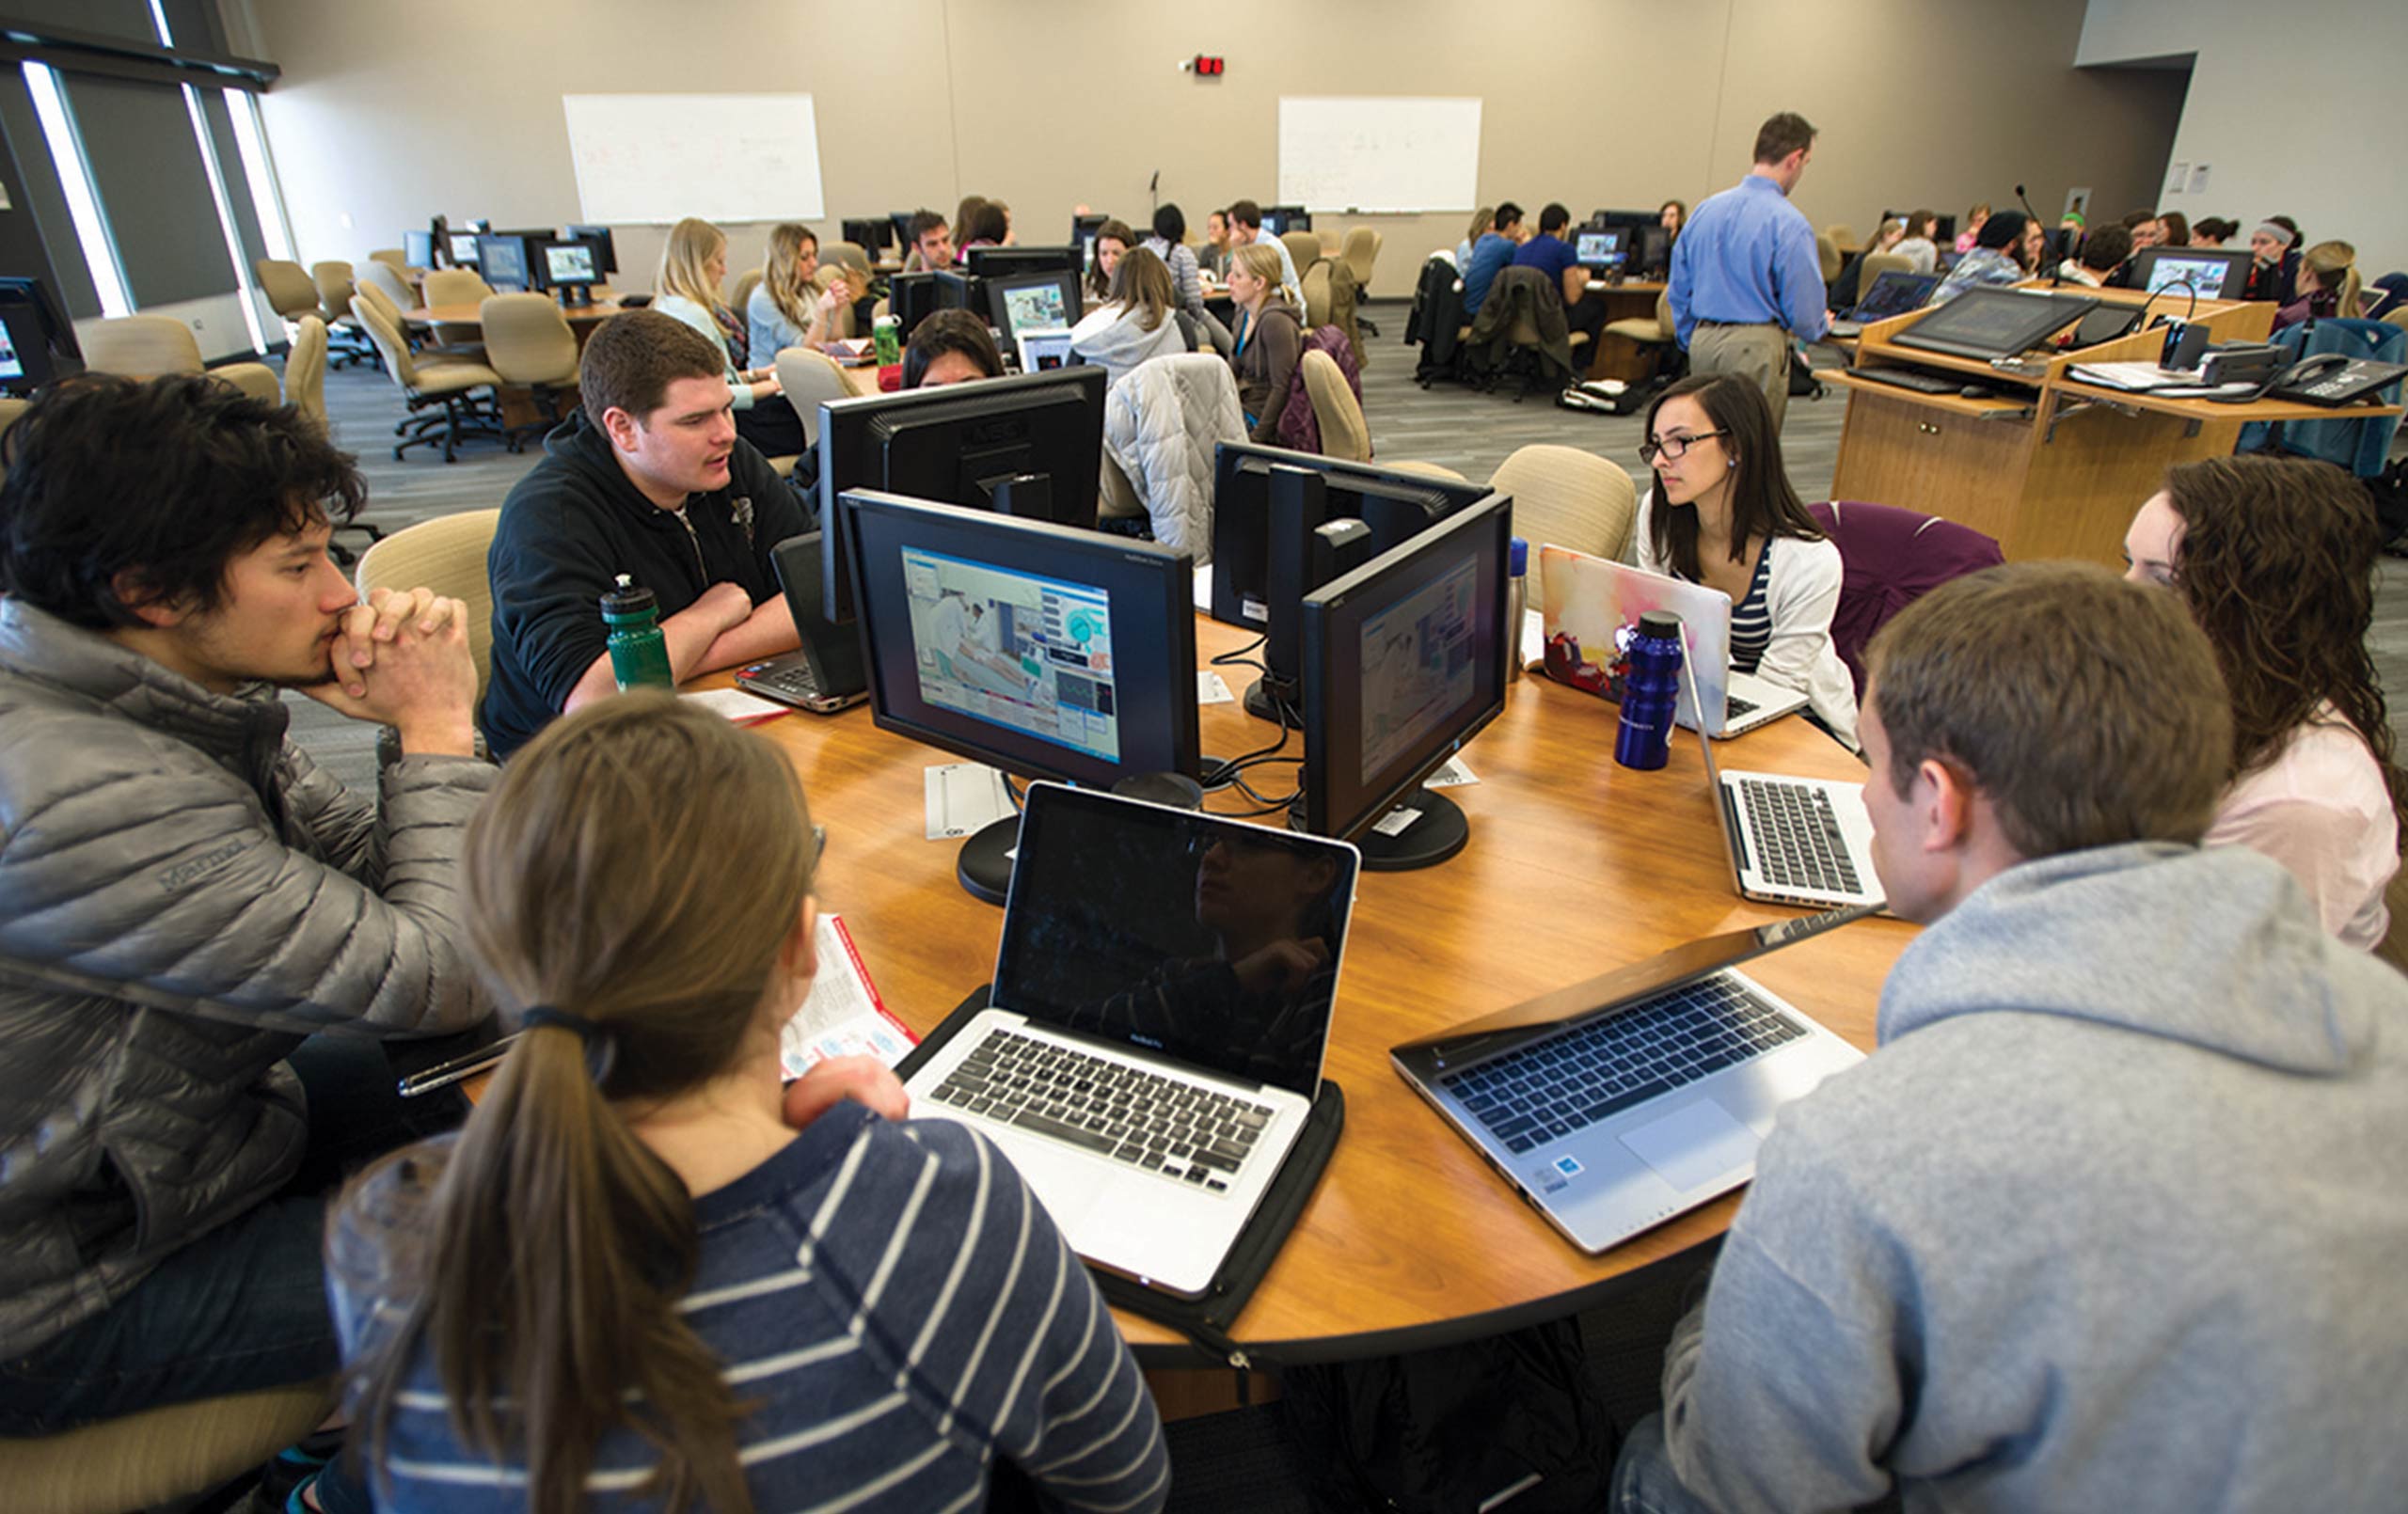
[483,309,809,757]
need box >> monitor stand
[1347,788,1468,873]
[556,285,594,308]
[956,816,1020,906]
[1243,674,1302,728]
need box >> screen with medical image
[1002,281,1070,337]
[1358,556,1477,782]
[901,547,1120,765]
[0,320,22,383]
[546,244,597,284]
[2145,255,2234,298]
[1576,230,1625,267]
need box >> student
[1892,208,1941,275]
[953,194,989,258]
[1612,560,2408,1511]
[1456,205,1496,270]
[747,223,849,361]
[1513,201,1605,345]
[2057,222,2132,287]
[1629,373,1856,747]
[2123,207,2162,251]
[1086,217,1135,304]
[1227,241,1304,446]
[326,695,1169,1514]
[1460,199,1526,316]
[1932,209,2031,298]
[1144,203,1210,323]
[0,376,491,1514]
[2122,456,2402,948]
[2191,215,2239,247]
[961,199,1010,256]
[649,217,801,460]
[901,308,1006,389]
[2155,210,2191,249]
[2275,239,2360,329]
[1200,206,1234,279]
[1658,197,1687,242]
[1225,198,1302,308]
[902,208,953,274]
[2244,216,2302,303]
[483,311,806,760]
[1666,111,1828,431]
[1953,201,1989,253]
[1071,245,1196,389]
[1829,218,1906,310]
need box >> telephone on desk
[2271,353,2408,407]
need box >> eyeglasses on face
[1638,429,1730,465]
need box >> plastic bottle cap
[1508,537,1529,576]
[1638,610,1683,639]
[600,578,658,619]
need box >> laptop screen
[1853,271,1938,321]
[994,786,1358,1095]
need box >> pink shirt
[2205,714,2399,951]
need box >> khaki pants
[1688,323,1792,432]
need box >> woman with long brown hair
[2122,457,2403,949]
[1071,245,1195,388]
[325,696,1166,1513]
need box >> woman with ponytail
[325,695,1166,1514]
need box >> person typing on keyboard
[1612,562,2408,1511]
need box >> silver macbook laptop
[1392,907,1870,1254]
[1537,545,1809,737]
[903,782,1360,1298]
[1687,657,1885,910]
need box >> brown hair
[954,195,989,244]
[1752,111,1815,165]
[1465,206,1496,244]
[1867,561,2232,857]
[2161,455,2406,843]
[334,694,819,1514]
[2156,211,2190,247]
[1642,373,1825,579]
[1086,218,1135,301]
[964,199,1009,244]
[1905,208,1939,239]
[901,308,1005,389]
[2080,223,2133,273]
[1110,244,1177,333]
[578,308,727,428]
[759,222,820,334]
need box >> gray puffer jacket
[0,601,497,1355]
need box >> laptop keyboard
[1442,977,1805,1155]
[1739,779,1863,894]
[1725,694,1758,720]
[738,658,824,703]
[929,1030,1272,1193]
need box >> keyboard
[737,655,827,706]
[929,1029,1271,1193]
[1736,779,1862,894]
[1725,694,1759,720]
[1846,366,1960,394]
[1441,976,1804,1155]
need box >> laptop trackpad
[1618,1099,1762,1194]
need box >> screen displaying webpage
[901,546,1120,765]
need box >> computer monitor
[1297,494,1512,871]
[1891,288,2099,361]
[562,224,618,275]
[985,270,1083,348]
[1071,212,1108,246]
[1574,229,1628,272]
[967,244,1083,280]
[474,231,545,293]
[1636,224,1672,276]
[934,269,986,316]
[889,271,942,339]
[1259,206,1310,235]
[1934,214,1957,244]
[836,486,1201,902]
[2131,247,2253,302]
[1849,270,1941,323]
[817,367,1109,624]
[842,217,895,253]
[403,230,435,268]
[446,232,483,268]
[889,211,920,249]
[534,238,603,305]
[0,276,82,396]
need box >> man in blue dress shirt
[1668,111,1828,430]
[1461,201,1526,317]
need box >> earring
[1726,458,1736,469]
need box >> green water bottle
[872,313,902,367]
[601,575,673,691]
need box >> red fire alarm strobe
[1184,55,1225,76]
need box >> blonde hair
[656,216,729,313]
[1232,242,1291,309]
[2299,240,2360,316]
[1111,245,1177,333]
[335,694,818,1514]
[760,223,819,333]
[1465,206,1495,244]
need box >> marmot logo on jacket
[158,837,250,892]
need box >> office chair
[1822,224,1856,251]
[479,293,580,450]
[1303,260,1334,330]
[0,1380,337,1514]
[730,268,765,321]
[1487,446,1638,610]
[1600,290,1678,387]
[774,346,852,450]
[1279,230,1322,283]
[1815,233,1843,286]
[1342,228,1383,337]
[1805,500,2003,697]
[254,258,325,331]
[352,296,506,463]
[1301,348,1370,463]
[420,268,493,307]
[312,259,376,367]
[826,241,874,286]
[1386,459,1468,482]
[356,509,503,702]
[81,315,283,402]
[286,314,328,431]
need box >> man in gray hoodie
[1614,561,2408,1512]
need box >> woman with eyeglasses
[1629,373,1857,749]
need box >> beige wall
[223,0,2185,298]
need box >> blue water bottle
[1613,610,1685,771]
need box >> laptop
[1535,545,1809,738]
[1390,906,1870,1254]
[902,783,1361,1298]
[1686,656,1885,910]
[734,532,868,714]
[1575,229,1628,273]
[1016,327,1076,374]
[1829,270,1941,339]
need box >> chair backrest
[84,314,204,376]
[0,1379,336,1514]
[286,315,327,428]
[1805,499,2004,697]
[213,362,282,406]
[1300,348,1370,463]
[1279,230,1322,278]
[0,397,27,441]
[1815,233,1842,285]
[1486,445,1638,611]
[310,260,356,320]
[826,241,873,283]
[1341,227,1379,286]
[255,259,323,320]
[1822,224,1856,249]
[356,260,419,314]
[1302,260,1334,328]
[420,269,492,307]
[355,509,504,699]
[479,293,578,386]
[2386,308,2408,335]
[774,346,852,449]
[1386,459,1468,482]
[1653,289,1673,339]
[350,295,422,390]
[368,247,406,269]
[729,268,765,319]
[1856,251,1913,292]
[349,276,405,338]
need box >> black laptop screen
[992,788,1358,1094]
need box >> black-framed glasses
[1638,430,1730,465]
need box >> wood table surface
[400,293,634,327]
[724,611,1914,1364]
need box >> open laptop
[1390,907,1870,1254]
[734,532,869,714]
[1536,545,1809,738]
[902,783,1361,1298]
[1015,327,1076,374]
[1829,270,1941,339]
[1686,657,1884,909]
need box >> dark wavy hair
[900,308,1004,389]
[1642,373,1825,580]
[2162,455,2408,846]
[0,372,364,628]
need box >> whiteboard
[562,94,825,225]
[1277,97,1481,213]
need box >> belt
[1693,319,1779,329]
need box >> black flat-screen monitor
[889,211,920,248]
[1298,494,1512,870]
[474,231,547,293]
[934,269,985,315]
[534,238,602,301]
[1850,270,1940,322]
[562,224,618,275]
[446,232,482,267]
[1071,212,1108,246]
[817,367,1109,623]
[2131,247,2252,302]
[968,244,1083,280]
[889,271,941,339]
[985,270,1083,345]
[0,276,81,395]
[1209,443,1493,630]
[842,217,895,253]
[1892,288,2099,360]
[1574,229,1628,271]
[1259,205,1310,235]
[836,488,1200,900]
[403,230,435,267]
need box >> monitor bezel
[966,244,1084,280]
[985,269,1085,344]
[533,237,601,292]
[2130,246,2253,302]
[1892,288,2099,360]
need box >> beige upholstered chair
[774,346,852,450]
[1487,445,1639,612]
[286,315,328,430]
[356,509,502,699]
[1279,230,1321,281]
[1342,228,1385,335]
[356,260,419,317]
[214,363,282,405]
[1815,233,1842,285]
[479,293,579,448]
[1386,460,1468,482]
[2384,308,2408,336]
[1302,260,1334,329]
[729,268,765,319]
[1300,348,1370,463]
[824,240,873,285]
[0,397,26,439]
[420,269,492,307]
[1856,251,1912,291]
[82,314,282,401]
[1601,290,1678,386]
[254,258,323,323]
[352,297,504,463]
[0,1380,335,1514]
[312,259,375,367]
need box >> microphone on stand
[2016,183,2067,287]
[1149,169,1161,213]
